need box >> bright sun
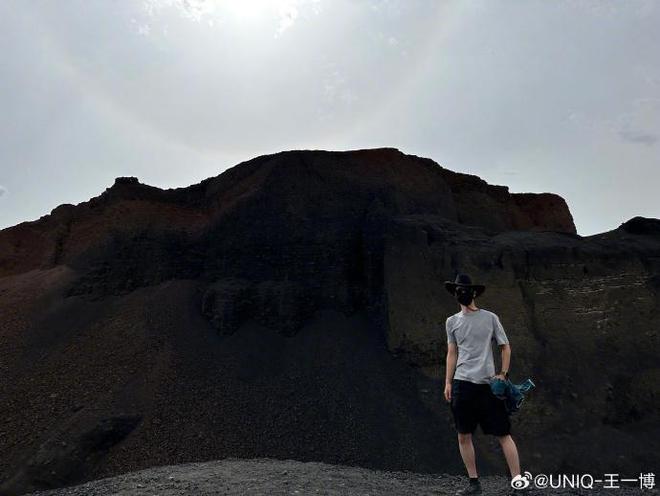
[224,0,272,22]
[219,0,302,34]
[146,0,307,34]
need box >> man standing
[443,273,523,495]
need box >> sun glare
[140,0,315,35]
[224,0,271,23]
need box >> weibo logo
[511,472,533,489]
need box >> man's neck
[461,303,479,314]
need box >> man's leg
[497,434,521,478]
[458,432,478,477]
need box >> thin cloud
[276,3,299,36]
[0,185,7,198]
[617,98,660,146]
[619,129,658,146]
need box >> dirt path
[25,458,655,496]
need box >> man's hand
[492,373,506,381]
[444,382,452,402]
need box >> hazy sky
[1,0,658,235]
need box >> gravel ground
[25,458,657,496]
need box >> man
[443,273,524,495]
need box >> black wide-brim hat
[444,273,486,297]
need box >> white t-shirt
[446,308,509,384]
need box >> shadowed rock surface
[0,148,658,495]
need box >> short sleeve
[446,316,456,344]
[492,313,509,345]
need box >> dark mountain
[1,148,658,495]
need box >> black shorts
[450,378,511,436]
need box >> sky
[0,0,658,236]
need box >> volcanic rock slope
[0,148,658,495]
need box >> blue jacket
[489,377,536,415]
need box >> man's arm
[492,313,511,378]
[445,317,458,401]
[446,342,457,385]
[498,343,511,377]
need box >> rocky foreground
[25,458,656,496]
